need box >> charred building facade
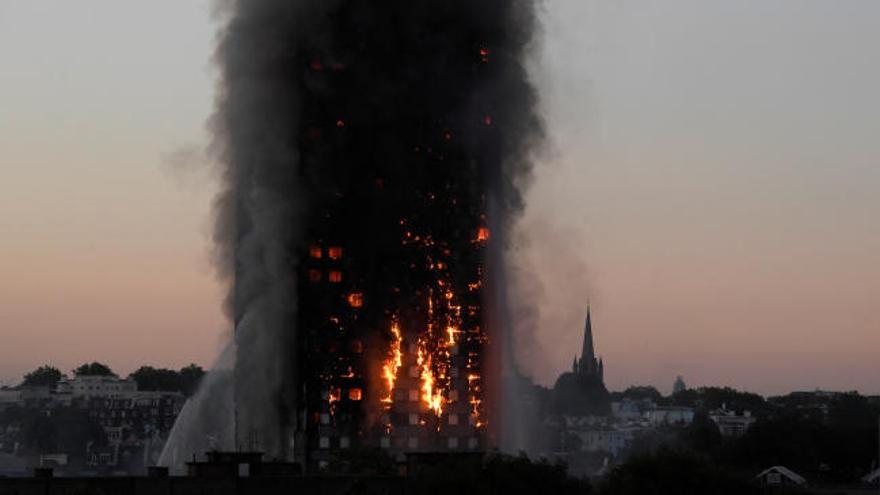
[215,1,541,472]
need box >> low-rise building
[710,408,755,436]
[755,466,807,487]
[644,406,695,426]
[573,428,628,456]
[58,375,137,399]
[610,399,649,421]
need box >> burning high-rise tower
[211,0,542,471]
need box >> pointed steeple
[581,307,595,373]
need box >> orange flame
[417,344,444,417]
[381,321,403,405]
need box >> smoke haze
[207,0,543,457]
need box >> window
[407,437,419,449]
[308,269,322,282]
[380,437,391,449]
[468,437,479,449]
[448,437,459,449]
[408,390,420,402]
[320,413,330,425]
[409,413,419,425]
[449,390,459,402]
[448,414,458,426]
[309,246,322,259]
[348,388,362,401]
[347,292,363,308]
[328,247,343,260]
[328,271,343,283]
[319,437,330,449]
[340,437,350,449]
[409,366,420,378]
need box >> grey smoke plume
[205,0,544,458]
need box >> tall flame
[417,343,444,417]
[381,321,403,405]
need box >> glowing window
[347,292,363,308]
[309,246,322,259]
[308,269,322,282]
[328,247,343,260]
[328,271,343,283]
[348,388,362,401]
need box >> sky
[0,1,877,396]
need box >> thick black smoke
[212,0,542,457]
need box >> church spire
[581,307,595,373]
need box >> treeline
[17,362,205,397]
[610,385,769,415]
[610,385,880,489]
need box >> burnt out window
[308,269,322,282]
[347,292,363,308]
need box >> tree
[621,386,664,403]
[178,364,205,397]
[73,362,115,377]
[726,413,827,475]
[20,365,64,388]
[682,412,723,454]
[599,447,757,495]
[127,364,205,396]
[129,366,180,392]
[671,387,768,416]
